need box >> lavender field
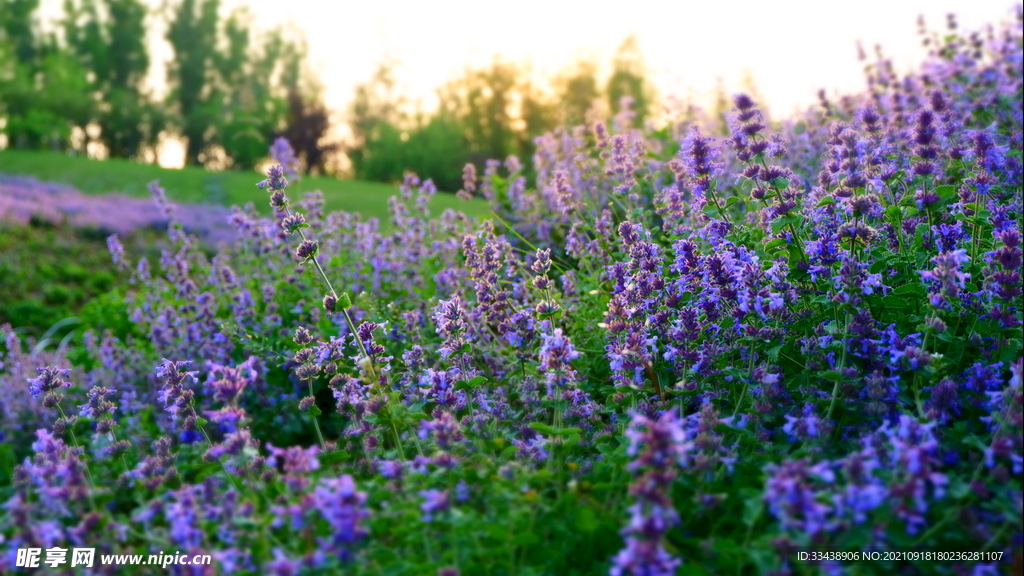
[0,175,236,243]
[1,10,1022,576]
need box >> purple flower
[763,459,836,537]
[257,165,289,191]
[295,239,319,260]
[782,403,829,442]
[270,138,300,181]
[106,234,126,268]
[434,296,468,360]
[205,357,259,403]
[512,436,548,461]
[458,163,477,200]
[679,126,724,199]
[419,411,462,450]
[611,411,690,575]
[873,415,949,534]
[920,249,971,308]
[378,459,404,480]
[166,484,204,549]
[265,549,302,576]
[538,328,580,396]
[419,489,450,523]
[266,444,320,490]
[313,475,369,562]
[157,359,197,420]
[27,366,71,400]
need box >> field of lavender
[1,12,1022,576]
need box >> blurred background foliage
[0,0,659,190]
[0,218,157,339]
[346,38,656,191]
[0,0,330,172]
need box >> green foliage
[0,221,143,336]
[0,0,38,63]
[555,60,601,127]
[347,42,657,191]
[0,149,490,222]
[606,36,653,125]
[0,0,329,171]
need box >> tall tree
[0,0,39,63]
[556,60,601,126]
[282,88,337,175]
[166,0,219,165]
[606,36,653,127]
[515,78,557,163]
[63,0,158,157]
[347,61,405,178]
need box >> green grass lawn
[0,149,489,221]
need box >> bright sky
[37,0,1019,167]
[253,0,1015,114]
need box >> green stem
[55,404,98,511]
[390,418,407,461]
[306,378,327,453]
[826,310,852,421]
[290,212,381,387]
[188,404,251,504]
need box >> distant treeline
[1,0,664,189]
[0,0,334,173]
[348,38,657,191]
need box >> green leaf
[935,184,958,204]
[338,292,352,309]
[528,422,557,436]
[821,370,843,382]
[307,405,322,417]
[574,505,599,533]
[0,443,15,484]
[948,478,971,499]
[741,488,764,527]
[513,532,541,546]
[892,283,927,297]
[712,538,742,555]
[319,450,350,465]
[771,214,800,234]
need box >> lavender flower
[419,489,450,523]
[27,367,71,401]
[257,165,289,192]
[538,328,580,396]
[920,249,971,308]
[157,359,197,421]
[312,475,368,562]
[434,296,468,360]
[458,163,477,200]
[611,411,690,576]
[270,138,301,181]
[419,411,462,450]
[763,459,836,537]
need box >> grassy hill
[0,149,489,221]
